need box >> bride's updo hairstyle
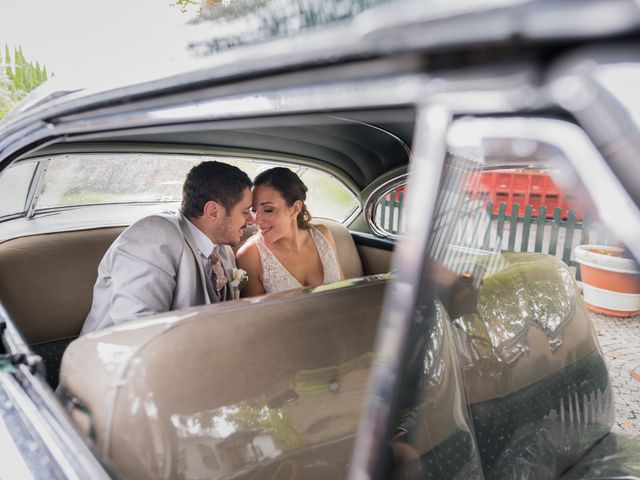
[253,167,312,229]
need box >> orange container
[465,170,594,220]
[575,245,640,317]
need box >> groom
[80,161,254,335]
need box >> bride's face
[252,185,298,243]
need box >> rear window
[0,161,37,217]
[31,153,360,223]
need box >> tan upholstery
[59,278,388,480]
[317,218,364,279]
[59,280,473,480]
[357,244,392,275]
[0,228,123,344]
[451,254,602,404]
[0,218,365,346]
[454,302,599,404]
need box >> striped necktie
[209,247,228,300]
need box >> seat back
[452,254,614,478]
[0,227,123,344]
[0,218,363,346]
[60,277,387,480]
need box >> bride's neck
[271,225,307,252]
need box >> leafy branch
[0,45,49,119]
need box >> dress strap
[308,226,341,283]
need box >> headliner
[50,111,416,190]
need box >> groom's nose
[244,211,255,225]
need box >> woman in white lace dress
[236,167,344,296]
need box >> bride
[236,167,344,296]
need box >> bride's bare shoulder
[311,223,333,240]
[236,235,260,259]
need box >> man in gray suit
[81,161,254,335]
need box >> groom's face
[217,188,254,246]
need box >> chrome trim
[25,159,49,220]
[0,300,109,477]
[364,173,408,239]
[342,202,363,228]
[1,374,78,478]
[0,408,34,479]
[0,121,46,168]
[52,75,427,135]
[328,114,413,158]
[552,72,640,210]
[350,105,451,480]
[1,371,109,480]
[448,116,640,262]
[0,302,31,357]
[15,364,110,478]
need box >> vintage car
[1,0,639,479]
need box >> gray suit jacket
[81,211,237,335]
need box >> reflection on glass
[95,342,135,369]
[170,353,372,479]
[189,0,395,56]
[399,119,617,478]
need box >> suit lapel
[176,212,218,304]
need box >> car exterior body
[0,0,639,478]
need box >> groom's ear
[203,200,225,221]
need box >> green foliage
[0,45,49,119]
[224,403,308,452]
[171,0,199,14]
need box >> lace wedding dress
[254,225,341,293]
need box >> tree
[224,403,308,452]
[0,45,49,119]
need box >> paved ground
[591,311,640,436]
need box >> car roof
[2,0,639,131]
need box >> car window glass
[34,153,359,223]
[371,168,611,247]
[0,161,37,218]
[372,184,407,235]
[388,119,626,478]
[296,167,361,221]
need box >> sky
[0,0,204,89]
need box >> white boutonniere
[230,268,249,297]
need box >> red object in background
[385,187,406,202]
[464,170,595,221]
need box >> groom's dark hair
[181,161,252,219]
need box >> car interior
[0,111,412,387]
[0,105,633,479]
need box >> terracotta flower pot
[575,245,640,317]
